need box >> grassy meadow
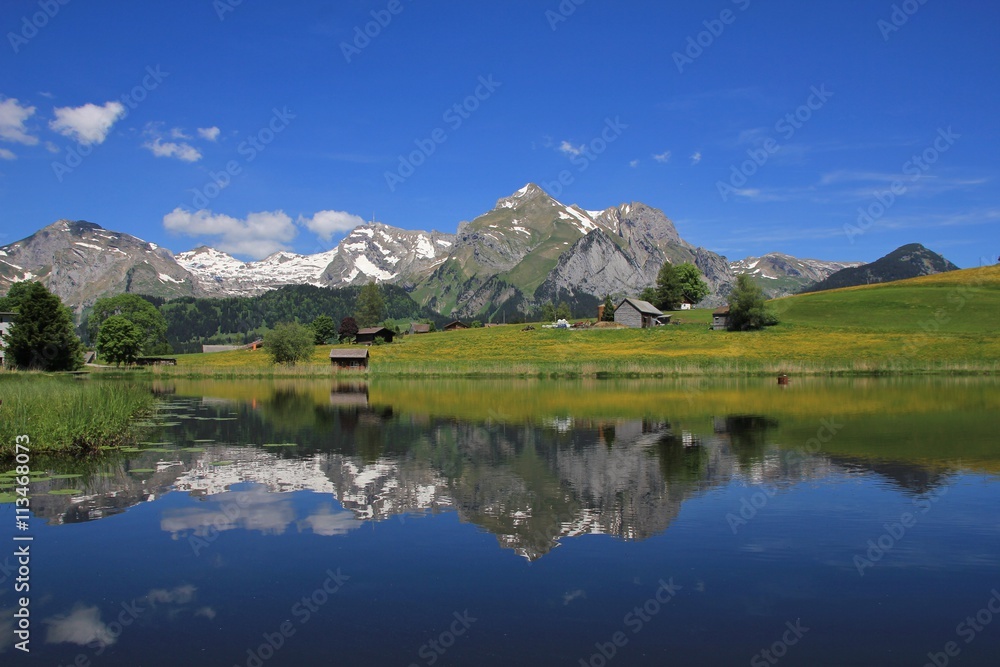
[149,265,1000,378]
[0,375,155,456]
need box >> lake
[3,377,999,666]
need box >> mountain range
[0,184,955,316]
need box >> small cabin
[712,306,730,331]
[409,322,431,335]
[355,327,395,345]
[443,320,469,332]
[614,298,668,329]
[678,297,695,311]
[330,348,370,369]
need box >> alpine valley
[0,184,941,318]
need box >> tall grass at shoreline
[0,375,155,456]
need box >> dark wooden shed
[443,320,469,332]
[712,306,730,331]
[355,327,395,345]
[330,348,370,369]
[614,297,667,328]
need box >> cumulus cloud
[144,137,202,162]
[299,507,361,536]
[652,150,672,164]
[147,585,197,605]
[45,605,117,648]
[163,208,298,259]
[559,140,584,157]
[49,101,125,145]
[170,127,191,140]
[299,210,365,242]
[690,151,702,165]
[629,159,639,168]
[0,98,38,146]
[0,147,15,160]
[197,126,220,141]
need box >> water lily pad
[263,443,298,448]
[0,482,14,490]
[0,492,16,503]
[210,461,234,466]
[120,447,143,453]
[129,468,156,474]
[157,421,182,427]
[48,489,83,496]
[181,447,206,453]
[192,439,215,443]
[48,474,84,480]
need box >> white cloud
[300,210,365,241]
[0,98,38,145]
[170,127,191,140]
[690,151,702,165]
[49,101,125,145]
[144,137,202,162]
[629,159,639,168]
[163,208,298,259]
[653,150,672,163]
[147,585,197,605]
[0,147,15,160]
[197,126,221,141]
[559,140,584,156]
[299,507,361,536]
[45,605,117,648]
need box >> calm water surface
[2,377,999,666]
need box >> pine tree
[354,282,386,328]
[602,295,616,321]
[5,282,84,371]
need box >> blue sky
[1,0,997,266]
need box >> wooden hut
[355,327,395,345]
[330,348,370,369]
[614,298,667,328]
[712,306,730,331]
[443,320,469,332]
[409,322,431,335]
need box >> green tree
[601,295,616,321]
[675,263,710,305]
[0,281,34,312]
[727,274,777,331]
[311,315,337,344]
[96,315,144,366]
[264,322,315,365]
[354,281,386,328]
[5,281,84,371]
[338,316,359,343]
[540,302,556,322]
[556,302,572,320]
[470,320,483,328]
[653,262,684,311]
[89,294,169,354]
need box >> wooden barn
[355,327,395,345]
[443,320,469,332]
[614,298,668,328]
[330,348,370,369]
[712,306,731,331]
[409,322,431,335]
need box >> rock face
[2,185,908,317]
[802,243,960,293]
[731,253,865,297]
[0,220,196,313]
